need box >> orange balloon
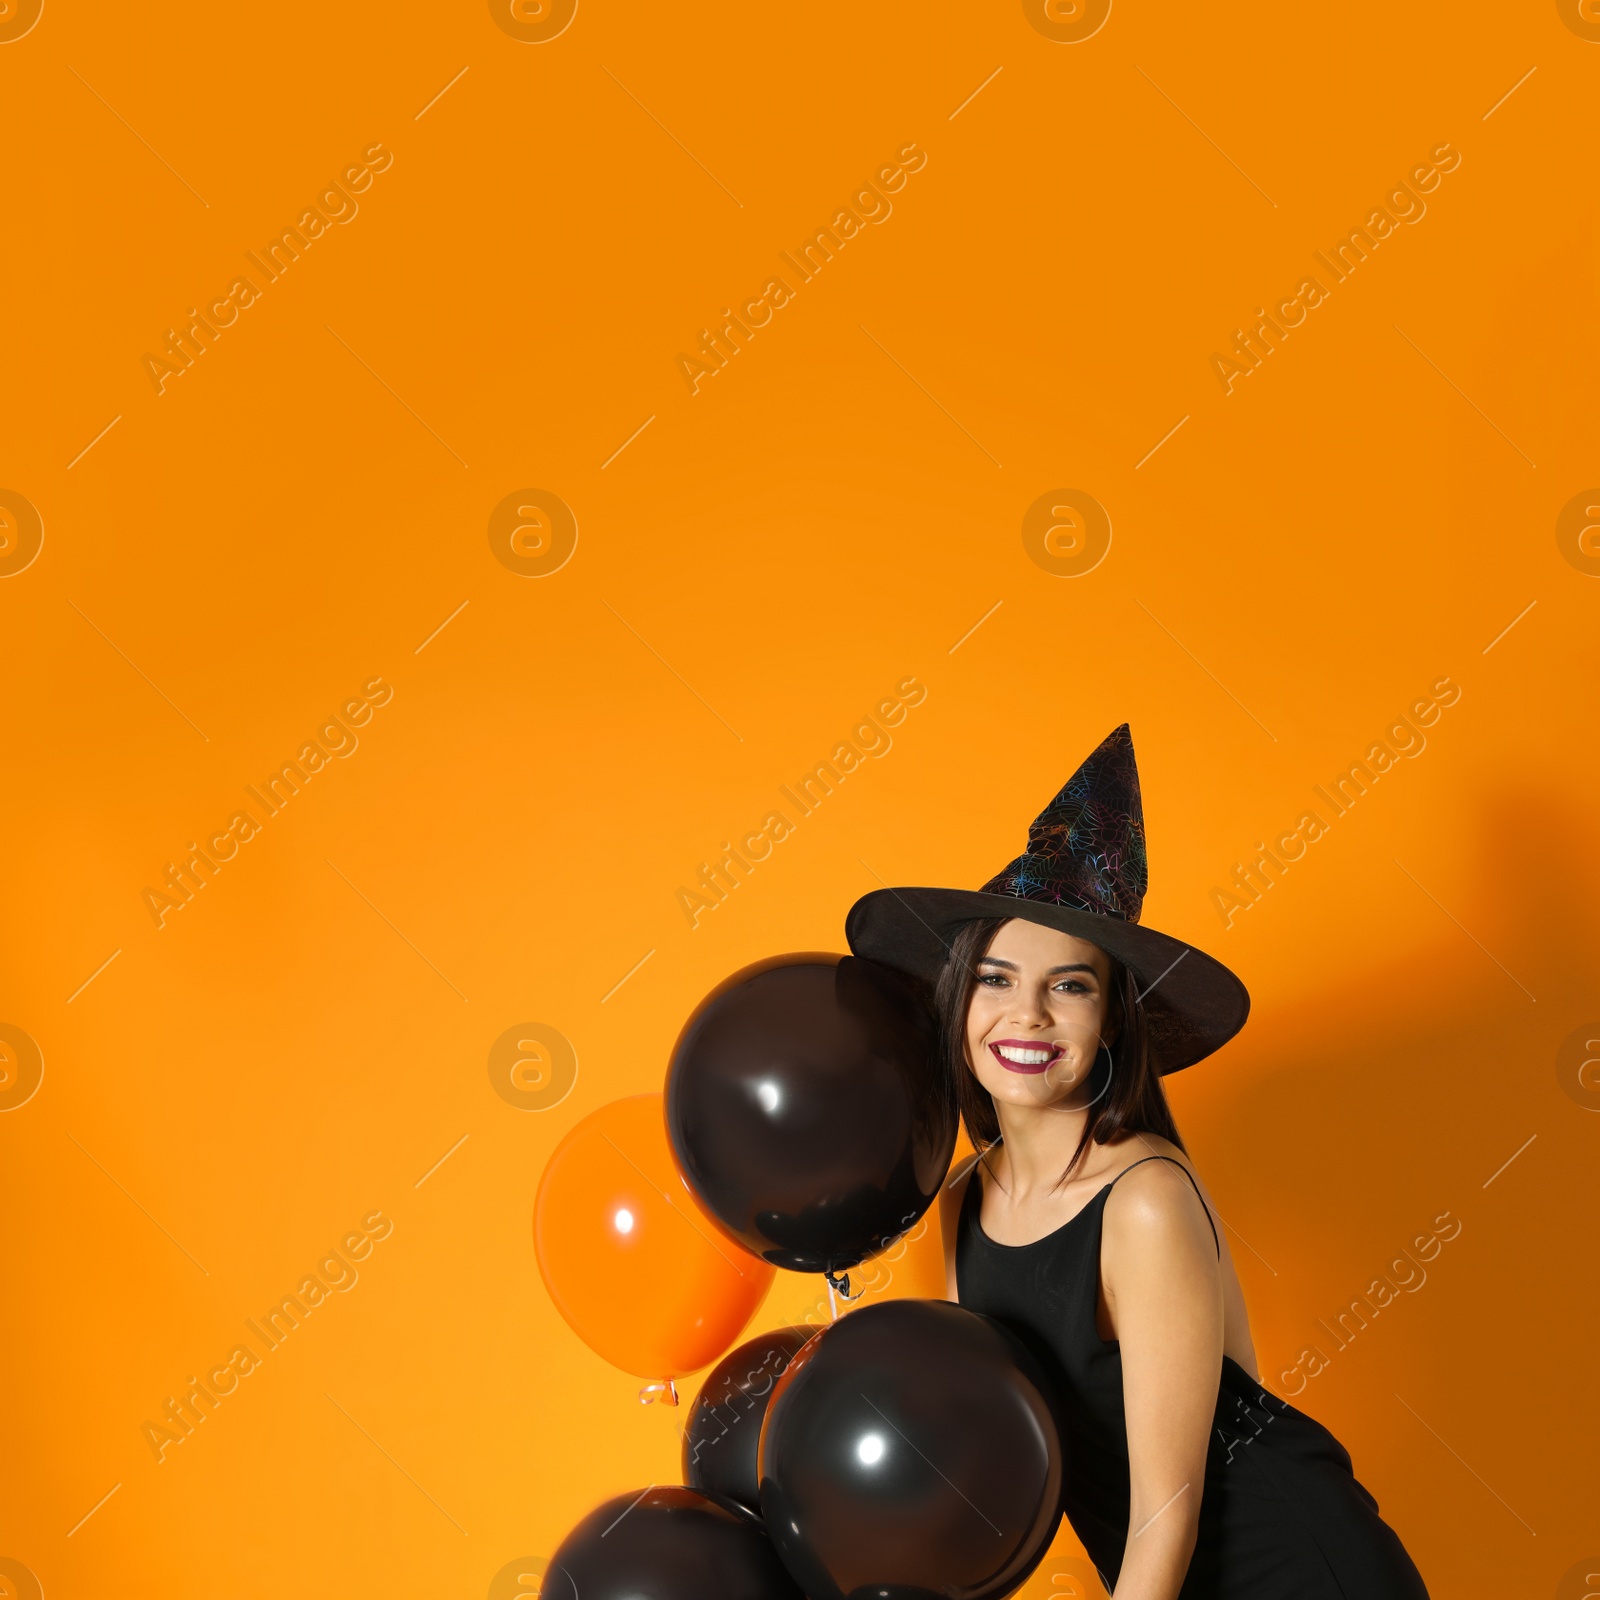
[535,1094,774,1382]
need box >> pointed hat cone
[845,725,1247,1073]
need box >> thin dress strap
[1105,1155,1220,1259]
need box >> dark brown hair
[934,916,1185,1187]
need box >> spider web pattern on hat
[977,723,1149,922]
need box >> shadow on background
[1168,779,1599,1588]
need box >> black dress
[955,1154,1430,1598]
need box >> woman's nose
[1006,987,1051,1026]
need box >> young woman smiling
[846,727,1429,1600]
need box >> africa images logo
[142,1211,393,1461]
[142,677,393,927]
[1210,143,1461,394]
[142,144,394,395]
[676,144,928,395]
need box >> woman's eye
[1055,979,1088,995]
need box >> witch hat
[845,724,1248,1073]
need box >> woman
[845,725,1429,1600]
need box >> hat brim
[845,887,1249,1074]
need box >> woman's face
[963,918,1116,1113]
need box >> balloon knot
[638,1380,680,1407]
[825,1269,864,1301]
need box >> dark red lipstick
[987,1039,1064,1075]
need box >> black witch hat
[845,724,1248,1073]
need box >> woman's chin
[983,1071,1078,1107]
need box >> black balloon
[666,954,956,1273]
[758,1299,1064,1600]
[684,1326,815,1515]
[548,1485,803,1600]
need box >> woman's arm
[938,1151,982,1301]
[1100,1162,1224,1600]
[1128,1135,1261,1382]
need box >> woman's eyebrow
[975,957,1098,977]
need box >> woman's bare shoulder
[1111,1130,1186,1161]
[1098,1137,1212,1239]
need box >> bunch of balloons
[534,955,1065,1598]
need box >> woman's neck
[989,1096,1098,1194]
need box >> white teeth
[996,1045,1055,1065]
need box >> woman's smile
[988,1038,1065,1074]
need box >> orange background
[2,1,1598,1595]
